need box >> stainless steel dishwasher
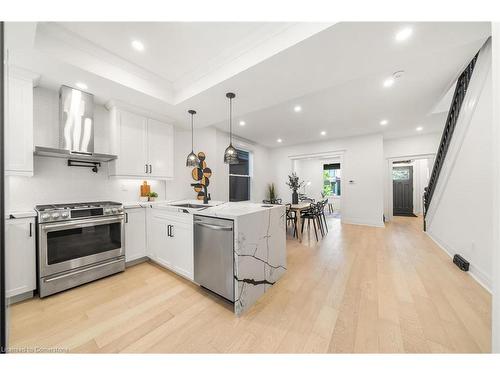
[193,215,234,302]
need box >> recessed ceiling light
[75,82,88,90]
[416,126,423,131]
[131,39,145,51]
[383,77,395,88]
[277,138,283,143]
[380,119,388,126]
[239,120,246,126]
[320,131,326,136]
[293,105,302,112]
[395,27,413,42]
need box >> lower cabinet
[124,207,147,263]
[5,217,36,298]
[147,208,194,280]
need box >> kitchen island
[197,202,287,315]
[152,200,287,315]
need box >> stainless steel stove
[35,201,125,297]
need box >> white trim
[426,230,492,294]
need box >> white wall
[491,23,500,353]
[426,39,493,292]
[294,158,324,202]
[384,132,441,159]
[270,133,384,227]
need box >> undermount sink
[171,203,209,209]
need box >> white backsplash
[6,156,166,213]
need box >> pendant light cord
[229,96,233,144]
[191,112,194,151]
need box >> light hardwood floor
[8,216,491,353]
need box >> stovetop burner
[36,201,121,211]
[35,201,123,223]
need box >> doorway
[392,165,415,216]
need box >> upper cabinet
[108,106,174,179]
[4,67,39,176]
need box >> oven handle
[43,258,124,282]
[40,215,124,231]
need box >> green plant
[148,191,158,198]
[285,172,304,191]
[268,183,276,201]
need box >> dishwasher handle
[194,221,233,231]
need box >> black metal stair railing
[423,52,479,231]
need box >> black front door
[393,166,414,216]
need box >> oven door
[39,215,124,277]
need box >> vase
[292,190,298,204]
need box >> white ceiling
[57,22,287,84]
[6,21,491,148]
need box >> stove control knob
[112,208,118,214]
[41,213,50,221]
[51,212,60,220]
[104,208,111,215]
[61,212,69,218]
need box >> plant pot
[292,190,298,204]
[148,197,156,202]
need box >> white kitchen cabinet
[5,67,39,176]
[124,207,147,263]
[147,118,174,178]
[108,106,174,179]
[5,217,36,298]
[147,208,194,280]
[147,209,173,267]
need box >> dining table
[288,202,313,242]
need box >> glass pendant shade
[186,110,199,167]
[224,143,239,164]
[224,92,239,164]
[186,150,198,167]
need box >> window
[323,163,341,196]
[229,149,251,202]
[392,168,410,180]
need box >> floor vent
[453,254,470,272]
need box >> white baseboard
[426,230,492,293]
[341,217,385,228]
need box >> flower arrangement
[286,172,304,191]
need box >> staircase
[423,52,479,231]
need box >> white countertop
[5,210,37,220]
[123,199,283,219]
[195,201,283,219]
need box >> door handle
[194,222,233,231]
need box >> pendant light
[224,92,239,164]
[186,110,198,167]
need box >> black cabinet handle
[125,212,129,223]
[29,222,32,237]
[167,224,171,237]
[145,164,148,173]
[149,164,152,174]
[170,224,174,237]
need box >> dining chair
[300,203,321,241]
[285,203,297,238]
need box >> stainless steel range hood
[34,86,117,162]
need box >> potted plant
[268,183,277,203]
[286,172,304,204]
[148,191,158,202]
